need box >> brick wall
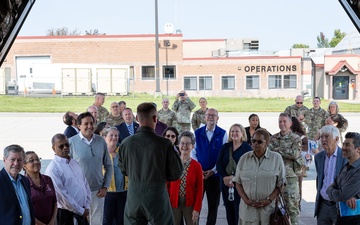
[2,35,312,98]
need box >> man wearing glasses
[45,133,91,225]
[284,95,310,126]
[105,102,124,126]
[191,108,228,225]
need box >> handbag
[270,193,292,225]
[225,145,236,176]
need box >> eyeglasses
[205,114,218,117]
[180,142,192,146]
[296,102,303,104]
[252,139,265,144]
[27,158,42,164]
[165,134,176,138]
[58,143,70,149]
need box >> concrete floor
[1,112,358,225]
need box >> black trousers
[336,214,360,225]
[202,175,221,225]
[221,181,240,225]
[56,208,89,225]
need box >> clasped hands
[245,198,271,208]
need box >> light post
[165,40,170,96]
[155,0,160,93]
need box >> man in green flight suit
[119,102,183,225]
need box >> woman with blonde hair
[102,127,127,225]
[216,123,252,225]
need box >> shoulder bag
[270,193,292,225]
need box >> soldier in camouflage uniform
[105,102,124,126]
[93,92,109,122]
[191,97,208,131]
[157,98,177,127]
[307,97,328,140]
[87,105,98,129]
[171,90,196,133]
[284,95,310,126]
[268,112,304,225]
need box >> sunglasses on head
[165,134,176,138]
[59,143,70,149]
[252,139,264,144]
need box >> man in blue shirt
[314,125,347,225]
[0,144,35,225]
[191,108,227,225]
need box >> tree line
[47,27,347,49]
[292,29,347,48]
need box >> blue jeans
[103,191,127,225]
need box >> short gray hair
[4,144,25,159]
[320,125,340,141]
[179,131,195,145]
[102,127,119,137]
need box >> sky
[19,0,358,51]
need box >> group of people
[1,92,360,225]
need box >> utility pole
[155,0,161,93]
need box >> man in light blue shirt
[0,144,35,225]
[191,108,227,225]
[314,125,347,225]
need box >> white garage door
[16,56,51,92]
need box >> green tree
[292,43,310,48]
[317,32,330,48]
[329,29,346,47]
[46,27,81,36]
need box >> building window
[184,77,197,90]
[163,65,176,79]
[268,75,282,89]
[199,76,212,90]
[284,75,297,88]
[141,66,155,80]
[246,75,259,89]
[221,76,235,90]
